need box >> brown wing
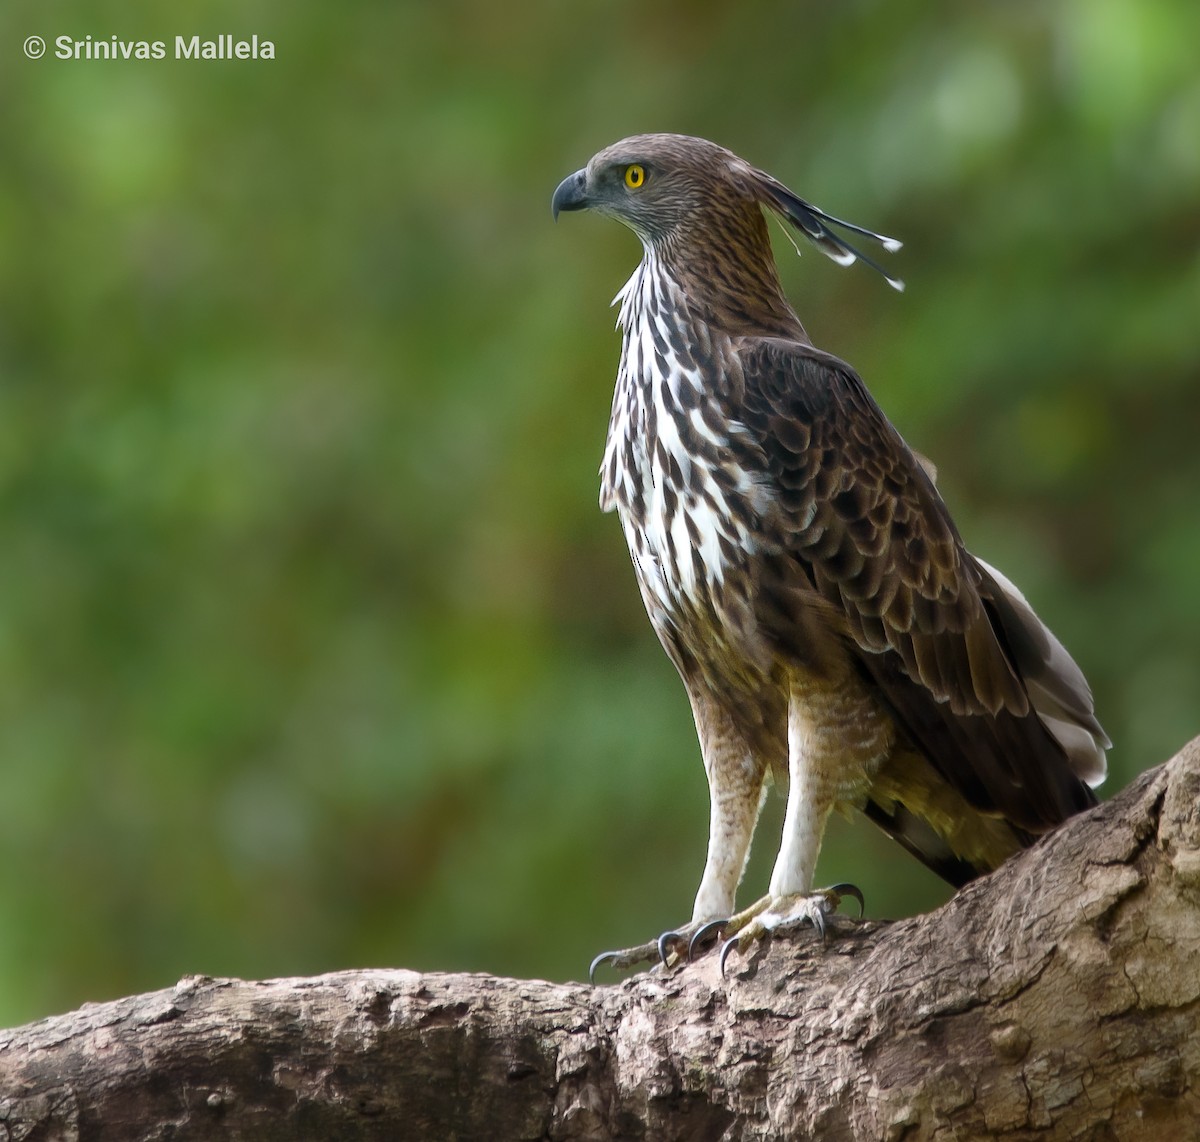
[734,337,1097,832]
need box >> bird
[551,134,1109,978]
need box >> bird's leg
[719,675,877,972]
[589,703,765,983]
[719,769,839,958]
[691,740,767,922]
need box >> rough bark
[2,737,1198,1142]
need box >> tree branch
[3,736,1198,1141]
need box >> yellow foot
[588,917,728,983]
[719,882,864,977]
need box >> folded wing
[734,337,1106,834]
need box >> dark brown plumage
[553,134,1108,972]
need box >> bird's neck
[649,211,808,342]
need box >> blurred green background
[1,0,1197,1028]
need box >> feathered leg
[589,691,766,981]
[720,669,886,969]
[690,691,768,922]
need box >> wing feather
[734,337,1102,832]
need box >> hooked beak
[551,169,588,220]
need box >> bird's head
[552,134,730,247]
[552,133,903,291]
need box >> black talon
[719,936,741,979]
[688,919,727,961]
[810,906,827,944]
[657,930,683,965]
[589,951,619,984]
[830,882,865,917]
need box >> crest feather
[754,173,905,292]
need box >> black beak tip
[552,169,588,221]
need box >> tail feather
[974,556,1110,788]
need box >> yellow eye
[624,164,646,190]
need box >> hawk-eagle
[552,134,1108,977]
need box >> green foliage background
[1,0,1197,1026]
